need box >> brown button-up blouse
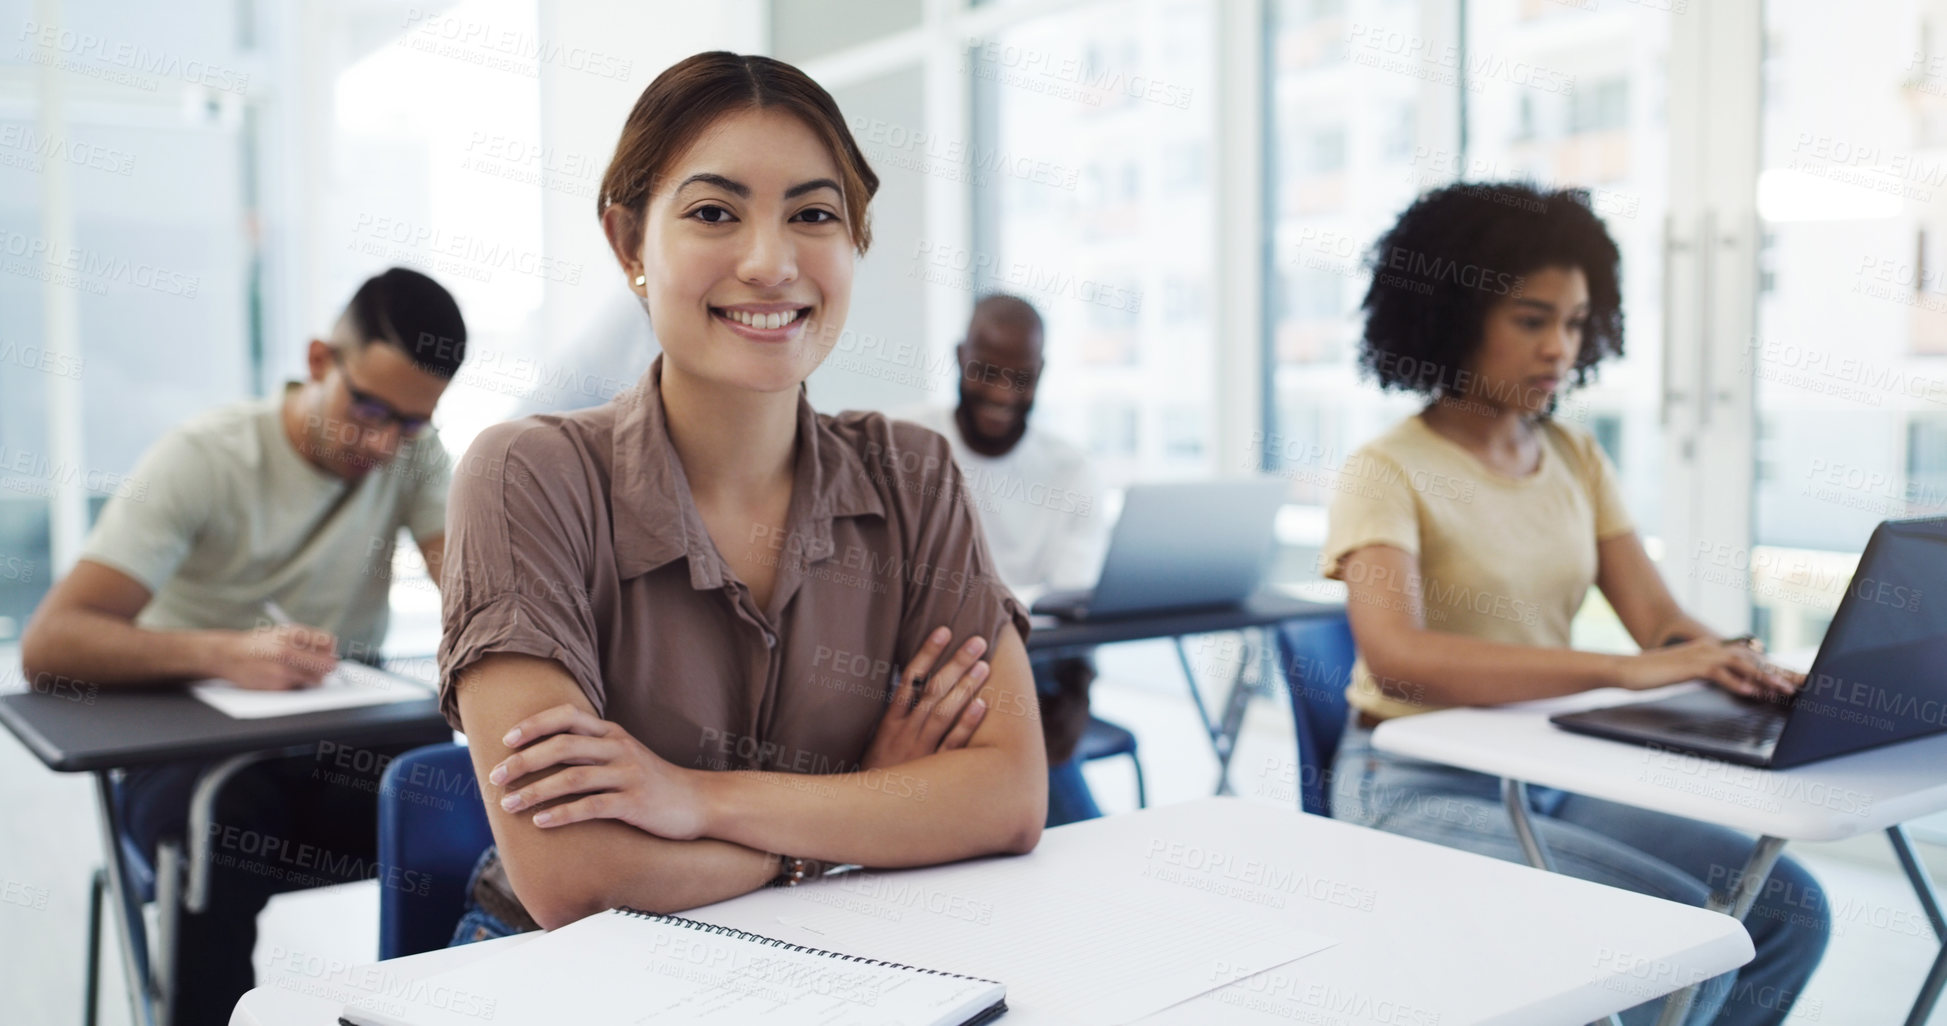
[437,355,1031,778]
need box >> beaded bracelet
[772,855,813,887]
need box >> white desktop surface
[1372,684,1947,842]
[231,797,1750,1026]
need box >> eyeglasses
[330,349,431,436]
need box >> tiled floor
[3,636,1942,1024]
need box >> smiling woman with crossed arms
[437,52,1045,937]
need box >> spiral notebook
[337,907,1007,1026]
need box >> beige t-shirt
[78,385,451,656]
[1320,415,1634,720]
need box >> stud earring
[633,274,646,286]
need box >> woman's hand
[490,704,708,840]
[1617,638,1801,698]
[861,626,991,771]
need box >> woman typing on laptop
[435,53,1045,939]
[1323,183,1825,1026]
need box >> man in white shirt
[897,294,1111,825]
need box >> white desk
[1373,684,1947,1026]
[232,796,1752,1026]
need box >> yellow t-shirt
[1320,415,1635,720]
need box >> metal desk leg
[92,771,156,1026]
[1501,781,1620,1026]
[1503,780,1785,1026]
[1173,631,1261,796]
[1650,835,1787,1026]
[84,868,103,1026]
[1906,945,1947,1026]
[1172,636,1221,741]
[1501,779,1559,874]
[1889,825,1945,940]
[1886,825,1946,1025]
[1210,629,1270,796]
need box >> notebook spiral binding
[615,907,1002,986]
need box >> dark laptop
[1551,517,1947,769]
[1030,479,1285,622]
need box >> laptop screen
[1772,518,1947,767]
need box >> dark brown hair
[598,52,880,259]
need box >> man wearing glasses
[21,266,467,1026]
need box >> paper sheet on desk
[769,854,1336,1025]
[191,661,434,719]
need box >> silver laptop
[1030,479,1286,622]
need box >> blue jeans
[1047,752,1102,827]
[1331,717,1829,1026]
[449,848,529,946]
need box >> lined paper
[191,661,432,719]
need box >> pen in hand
[252,600,339,690]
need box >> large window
[972,0,1218,487]
[1,0,256,642]
[1750,0,1947,650]
[325,0,549,455]
[1263,0,1450,535]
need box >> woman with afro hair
[1321,182,1828,1025]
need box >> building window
[1569,77,1629,134]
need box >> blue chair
[1272,614,1356,816]
[376,743,494,959]
[1077,715,1146,808]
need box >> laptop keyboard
[1666,707,1789,747]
